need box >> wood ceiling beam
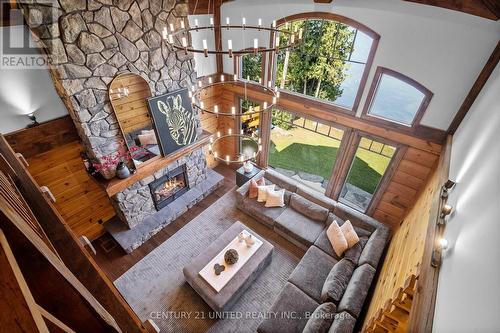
[404,0,499,20]
[448,41,500,134]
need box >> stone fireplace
[149,164,189,211]
[19,0,224,252]
[111,149,208,229]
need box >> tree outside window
[276,19,373,110]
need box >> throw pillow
[265,189,285,208]
[302,302,336,333]
[257,184,275,202]
[249,178,265,199]
[327,220,349,257]
[289,193,329,222]
[340,220,360,248]
[320,259,356,303]
[138,132,157,146]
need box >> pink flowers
[92,141,145,173]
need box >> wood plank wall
[362,163,442,331]
[373,147,439,228]
[198,85,221,168]
[4,116,79,158]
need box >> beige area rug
[114,189,304,333]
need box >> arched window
[362,67,433,127]
[273,13,379,112]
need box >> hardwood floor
[27,141,115,241]
[92,164,236,282]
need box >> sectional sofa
[235,168,391,333]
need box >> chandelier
[161,15,302,164]
[163,18,302,57]
[208,132,262,164]
[189,76,279,117]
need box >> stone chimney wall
[19,0,199,160]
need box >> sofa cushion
[296,185,337,211]
[333,202,381,232]
[343,237,368,265]
[275,208,326,248]
[326,214,372,238]
[241,197,287,227]
[265,168,300,192]
[303,302,337,333]
[290,193,329,222]
[326,220,349,257]
[288,246,338,302]
[314,229,342,261]
[257,282,319,333]
[338,264,376,318]
[321,259,356,303]
[314,230,368,264]
[328,312,357,333]
[358,227,390,269]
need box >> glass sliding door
[269,109,344,194]
[339,136,396,212]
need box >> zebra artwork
[157,94,198,146]
[147,88,199,156]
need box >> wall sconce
[440,204,453,219]
[441,179,456,199]
[26,112,39,128]
[439,238,448,250]
[431,237,449,267]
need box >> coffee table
[183,221,273,312]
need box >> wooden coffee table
[183,221,273,312]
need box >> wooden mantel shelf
[102,131,213,197]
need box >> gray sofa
[235,168,390,333]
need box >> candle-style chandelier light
[162,9,302,164]
[163,17,302,57]
[189,76,279,117]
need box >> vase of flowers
[92,141,145,180]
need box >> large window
[339,136,396,212]
[237,53,264,82]
[275,15,378,111]
[363,67,433,127]
[269,110,344,194]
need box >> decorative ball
[224,249,239,265]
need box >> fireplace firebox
[149,164,189,211]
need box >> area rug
[114,189,304,333]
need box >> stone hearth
[105,169,224,253]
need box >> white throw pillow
[327,220,349,257]
[340,220,360,248]
[265,189,285,208]
[257,185,275,202]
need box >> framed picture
[147,88,199,156]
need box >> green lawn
[268,127,392,194]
